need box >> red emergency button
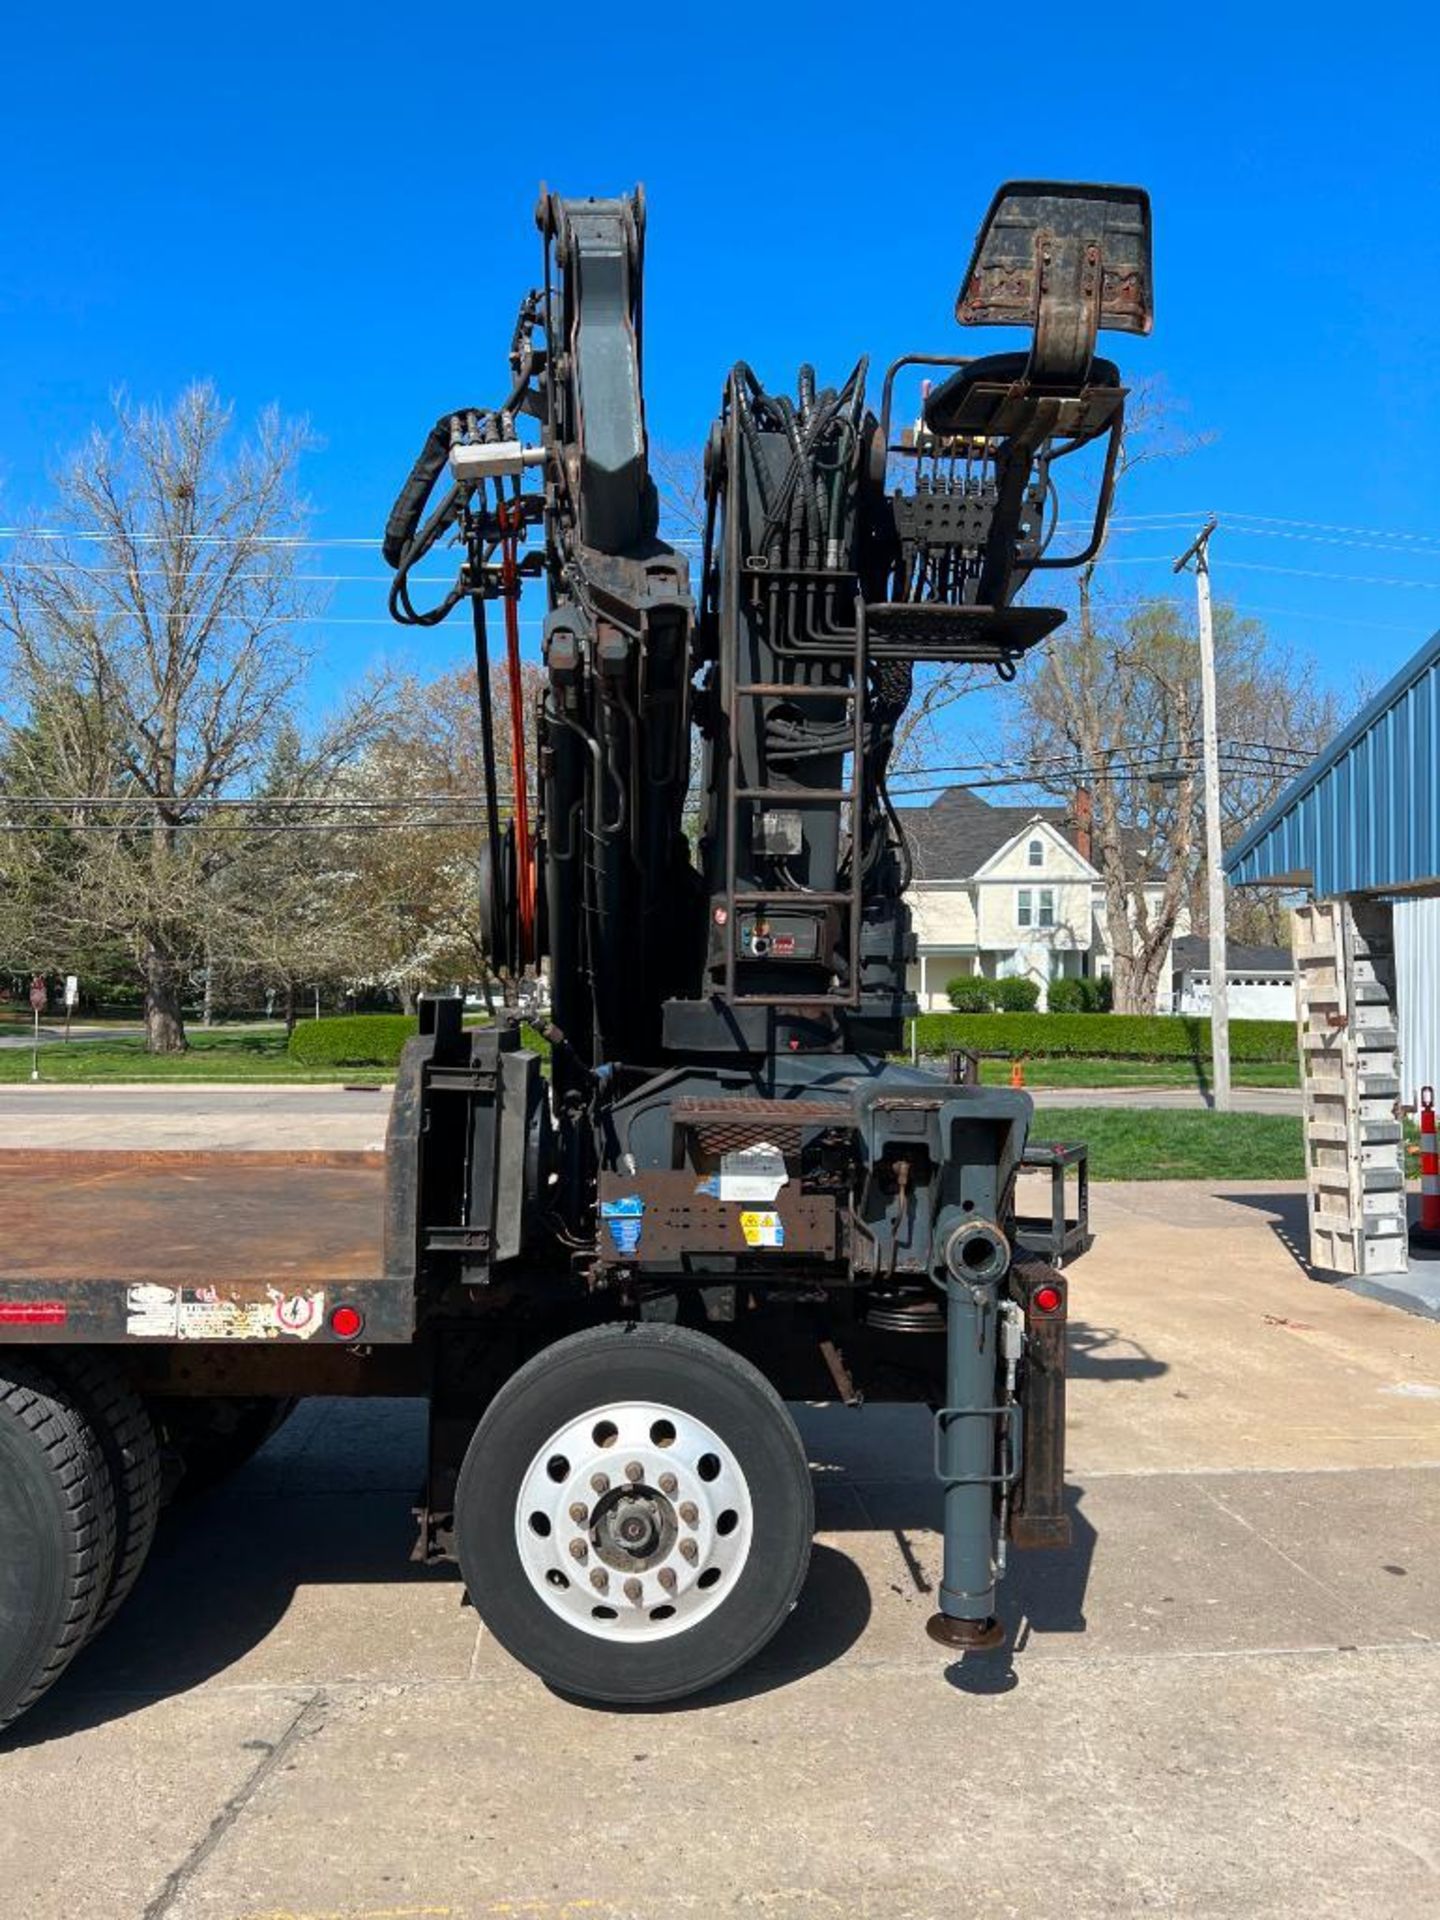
[330,1304,365,1340]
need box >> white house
[897,786,1184,1011]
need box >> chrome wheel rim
[514,1399,754,1642]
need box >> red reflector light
[1031,1285,1063,1315]
[0,1301,67,1326]
[330,1304,365,1340]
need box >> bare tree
[0,383,371,1050]
[323,662,545,1008]
[1009,592,1341,1011]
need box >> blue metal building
[1228,628,1440,1310]
[1227,626,1440,899]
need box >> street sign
[64,975,79,1008]
[28,975,45,1082]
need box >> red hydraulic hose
[498,500,537,963]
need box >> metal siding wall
[1397,897,1440,1103]
[1230,653,1440,896]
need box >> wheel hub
[592,1487,676,1570]
[515,1400,753,1642]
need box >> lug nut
[678,1538,698,1564]
[624,1461,644,1484]
[568,1538,588,1562]
[657,1566,677,1593]
[678,1502,699,1528]
[590,1472,611,1495]
[624,1577,643,1605]
[658,1472,678,1496]
[568,1502,588,1525]
[590,1568,609,1593]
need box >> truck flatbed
[0,1150,411,1344]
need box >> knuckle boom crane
[376,178,1153,1696]
[0,178,1153,1730]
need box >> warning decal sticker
[124,1285,327,1340]
[740,1210,785,1249]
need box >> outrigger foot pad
[926,1611,1006,1652]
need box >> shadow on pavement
[947,1482,1099,1695]
[1218,1188,1333,1281]
[7,1391,1104,1741]
[3,1462,458,1750]
[6,1409,878,1744]
[555,1541,876,1715]
[1068,1319,1168,1383]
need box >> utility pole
[1173,517,1230,1111]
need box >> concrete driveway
[1,1180,1438,1918]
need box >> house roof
[897,787,1079,882]
[1172,935,1293,976]
[1226,625,1440,899]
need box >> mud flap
[1008,1256,1071,1550]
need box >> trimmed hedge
[1046,976,1113,1015]
[946,975,995,1012]
[992,976,1041,1012]
[287,1014,416,1067]
[912,1010,1295,1063]
[286,1011,545,1069]
[946,975,1042,1012]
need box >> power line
[0,818,502,834]
[0,794,511,810]
[6,507,1440,555]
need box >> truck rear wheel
[455,1323,813,1704]
[49,1352,161,1637]
[0,1357,117,1735]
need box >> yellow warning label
[740,1210,785,1249]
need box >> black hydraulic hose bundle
[718,358,911,896]
[726,358,868,570]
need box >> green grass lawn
[1028,1107,1305,1181]
[968,1055,1299,1090]
[1,1026,1306,1180]
[7,1023,1298,1106]
[0,1029,391,1084]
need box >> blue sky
[3,0,1438,758]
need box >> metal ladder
[720,601,869,1010]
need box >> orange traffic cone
[1010,1058,1025,1089]
[1415,1087,1440,1249]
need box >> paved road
[0,1085,391,1150]
[0,1081,1301,1156]
[2,1180,1438,1918]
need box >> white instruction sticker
[717,1142,788,1203]
[124,1284,327,1340]
[125,1284,180,1337]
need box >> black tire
[151,1395,299,1501]
[0,1356,117,1735]
[48,1352,161,1637]
[455,1322,813,1705]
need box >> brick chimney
[1072,786,1094,864]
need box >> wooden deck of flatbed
[0,1150,407,1345]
